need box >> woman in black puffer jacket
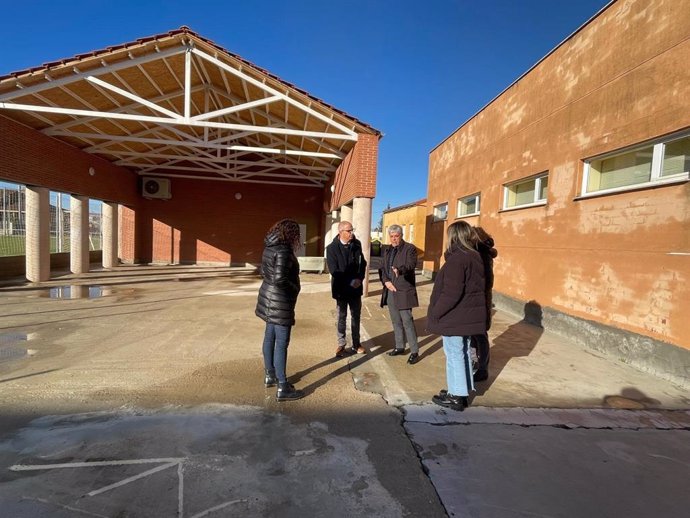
[255,219,304,401]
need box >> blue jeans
[442,336,474,396]
[262,323,291,384]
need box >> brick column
[25,186,50,282]
[102,202,119,269]
[70,195,90,274]
[352,197,372,296]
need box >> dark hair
[474,226,493,243]
[268,219,301,251]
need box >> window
[503,173,548,210]
[433,203,448,221]
[457,193,481,217]
[408,224,414,244]
[582,133,690,196]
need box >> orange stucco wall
[426,0,690,349]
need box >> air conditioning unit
[142,177,171,199]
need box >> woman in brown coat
[427,221,486,411]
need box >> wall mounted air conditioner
[142,177,171,199]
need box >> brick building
[0,28,380,286]
[425,0,690,385]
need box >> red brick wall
[0,115,139,203]
[121,177,326,265]
[330,133,378,210]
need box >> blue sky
[1,0,610,226]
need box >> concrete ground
[0,265,688,517]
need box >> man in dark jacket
[379,224,420,364]
[326,221,367,357]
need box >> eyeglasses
[341,228,354,233]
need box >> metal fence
[0,182,103,257]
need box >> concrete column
[25,186,50,282]
[340,204,353,224]
[70,195,90,274]
[102,202,119,269]
[324,213,334,256]
[352,197,373,296]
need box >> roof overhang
[0,27,380,189]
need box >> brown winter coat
[427,246,486,336]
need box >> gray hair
[388,224,403,235]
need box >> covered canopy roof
[0,27,380,188]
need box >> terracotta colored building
[425,0,690,386]
[0,28,380,289]
[382,198,426,259]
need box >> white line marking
[87,462,178,497]
[189,499,246,518]
[21,497,109,518]
[10,457,185,471]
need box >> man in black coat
[379,224,420,364]
[326,220,367,357]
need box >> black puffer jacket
[255,231,301,326]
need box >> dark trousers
[262,322,291,383]
[471,332,490,372]
[336,297,361,347]
[387,294,419,353]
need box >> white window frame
[580,131,690,198]
[433,202,448,222]
[408,223,414,244]
[502,173,548,211]
[456,193,481,218]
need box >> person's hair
[474,226,492,243]
[268,219,301,251]
[338,221,353,232]
[446,221,477,253]
[388,224,402,235]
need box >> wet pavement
[0,265,688,517]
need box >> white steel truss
[0,38,365,187]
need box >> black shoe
[276,382,305,402]
[473,369,489,382]
[407,353,419,364]
[388,348,406,356]
[264,370,277,388]
[432,392,468,411]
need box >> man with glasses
[326,220,367,357]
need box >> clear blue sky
[2,0,610,226]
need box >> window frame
[433,202,448,222]
[502,172,549,211]
[580,131,690,198]
[456,193,481,218]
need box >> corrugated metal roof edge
[0,26,381,137]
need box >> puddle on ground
[40,286,113,299]
[0,332,32,363]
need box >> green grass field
[0,235,102,257]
